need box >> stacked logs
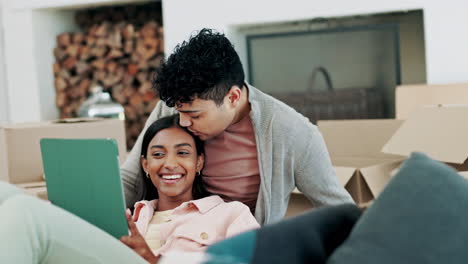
[53,3,163,149]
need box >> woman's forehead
[151,127,195,146]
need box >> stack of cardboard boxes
[0,118,127,200]
[314,82,468,206]
[2,83,468,211]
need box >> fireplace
[239,10,426,121]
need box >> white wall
[2,0,468,123]
[2,7,42,122]
[423,0,468,84]
[0,1,10,124]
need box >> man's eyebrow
[175,143,193,148]
[178,110,201,113]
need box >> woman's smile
[159,173,185,184]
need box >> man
[121,28,353,225]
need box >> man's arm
[120,100,176,207]
[294,123,354,206]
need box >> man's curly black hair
[154,28,245,107]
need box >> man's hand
[120,210,160,264]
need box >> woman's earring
[145,172,150,179]
[196,171,201,176]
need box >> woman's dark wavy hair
[140,114,210,200]
[154,28,245,107]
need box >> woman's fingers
[125,209,132,220]
[126,213,140,237]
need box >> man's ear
[226,86,242,106]
[196,153,205,173]
[141,156,148,174]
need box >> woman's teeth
[161,174,182,180]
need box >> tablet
[40,138,128,239]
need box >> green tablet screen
[40,138,128,239]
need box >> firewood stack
[53,3,163,149]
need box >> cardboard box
[0,118,126,184]
[317,119,406,204]
[285,193,313,219]
[383,105,468,172]
[459,171,468,179]
[16,181,48,200]
[396,83,468,119]
[292,104,468,204]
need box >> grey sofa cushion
[328,152,468,264]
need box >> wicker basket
[269,67,384,123]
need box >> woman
[121,114,259,262]
[0,114,259,264]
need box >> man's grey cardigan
[121,84,353,225]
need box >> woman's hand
[120,210,160,264]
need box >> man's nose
[179,114,192,127]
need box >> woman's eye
[191,115,200,119]
[178,151,190,155]
[152,152,165,157]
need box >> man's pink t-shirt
[202,115,260,213]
